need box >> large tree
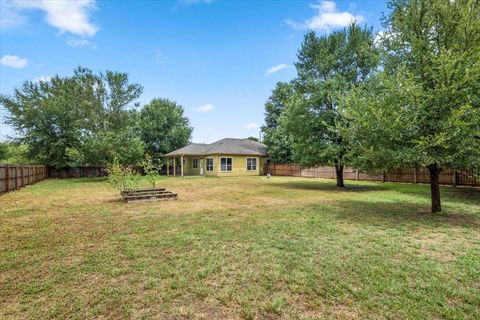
[261,82,295,163]
[81,70,144,166]
[344,0,480,212]
[1,67,144,167]
[138,98,192,163]
[282,23,379,187]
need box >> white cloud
[265,63,292,76]
[0,55,28,68]
[0,1,28,29]
[244,122,260,130]
[34,76,52,82]
[196,104,215,112]
[9,0,98,37]
[286,1,365,32]
[67,37,96,49]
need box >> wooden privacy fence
[264,163,479,187]
[48,166,108,178]
[0,164,48,194]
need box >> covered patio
[163,143,209,177]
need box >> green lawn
[1,176,479,319]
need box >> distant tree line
[262,0,480,212]
[0,67,193,168]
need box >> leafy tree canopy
[1,67,144,167]
[344,0,480,212]
[281,23,380,186]
[138,98,192,163]
[262,82,295,163]
[0,142,32,164]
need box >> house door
[200,158,204,175]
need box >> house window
[193,159,198,169]
[220,157,232,171]
[206,158,214,171]
[246,157,257,171]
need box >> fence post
[413,167,417,184]
[15,166,19,189]
[453,170,457,187]
[5,164,9,192]
[356,169,359,181]
[382,171,386,183]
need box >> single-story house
[163,138,268,177]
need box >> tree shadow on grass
[395,185,480,207]
[319,199,480,230]
[271,179,479,207]
[56,177,106,184]
[269,180,383,192]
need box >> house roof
[164,138,267,157]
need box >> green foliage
[106,158,139,192]
[0,143,6,160]
[138,98,192,163]
[261,82,295,163]
[140,154,160,189]
[282,23,379,169]
[1,67,144,168]
[265,23,380,186]
[83,126,145,166]
[344,0,480,211]
[0,142,32,164]
[246,136,259,142]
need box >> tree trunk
[428,164,442,213]
[335,164,345,188]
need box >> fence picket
[0,165,48,194]
[264,164,479,187]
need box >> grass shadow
[394,184,480,207]
[270,179,383,192]
[48,177,106,184]
[322,199,480,229]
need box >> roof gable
[164,138,267,156]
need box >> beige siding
[179,155,266,177]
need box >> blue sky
[0,0,387,143]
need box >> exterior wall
[259,157,267,175]
[204,155,218,177]
[183,156,202,175]
[180,155,266,177]
[215,155,261,177]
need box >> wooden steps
[121,187,177,202]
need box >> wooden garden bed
[121,187,177,202]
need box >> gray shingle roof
[164,138,267,156]
[163,143,209,156]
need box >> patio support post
[167,157,170,176]
[181,155,184,177]
[173,157,176,176]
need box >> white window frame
[220,157,233,172]
[246,157,257,171]
[193,159,198,169]
[206,158,214,171]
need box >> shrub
[106,158,139,191]
[140,154,160,189]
